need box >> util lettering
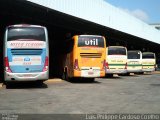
[85,39,98,46]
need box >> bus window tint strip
[128,51,140,59]
[108,47,126,55]
[7,27,45,41]
[11,49,43,55]
[142,54,155,59]
[78,36,104,47]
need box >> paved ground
[0,73,160,114]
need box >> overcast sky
[105,0,160,24]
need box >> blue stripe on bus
[7,48,12,62]
[7,48,46,73]
[10,65,44,73]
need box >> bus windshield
[108,47,126,55]
[7,27,45,41]
[78,36,104,47]
[128,51,140,59]
[142,53,155,59]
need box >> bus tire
[105,74,113,77]
[119,73,128,76]
[138,72,144,74]
[87,78,94,82]
[5,81,12,88]
[62,69,69,81]
[36,80,44,85]
[65,71,69,81]
[62,72,66,80]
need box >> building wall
[27,0,160,44]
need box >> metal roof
[26,0,160,44]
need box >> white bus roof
[108,46,126,48]
[7,24,45,28]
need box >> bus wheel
[5,81,12,88]
[87,78,95,82]
[62,72,66,80]
[36,80,44,85]
[105,74,113,77]
[62,70,69,81]
[138,72,144,74]
[127,73,130,76]
[125,73,130,76]
[65,71,69,81]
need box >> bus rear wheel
[36,80,44,85]
[5,81,13,89]
[87,78,95,82]
[105,74,113,77]
[138,72,144,74]
[62,69,69,81]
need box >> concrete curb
[154,71,160,74]
[0,83,3,88]
[45,79,63,83]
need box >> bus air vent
[11,49,43,55]
[80,53,102,58]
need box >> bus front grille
[80,53,102,58]
[11,49,43,55]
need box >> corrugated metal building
[150,23,160,30]
[0,0,160,77]
[27,0,160,44]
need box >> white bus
[106,46,127,77]
[142,52,156,72]
[4,24,49,83]
[127,50,142,74]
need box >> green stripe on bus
[142,65,155,66]
[128,64,142,66]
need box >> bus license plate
[88,71,94,75]
[22,74,32,77]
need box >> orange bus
[62,35,106,81]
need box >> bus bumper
[127,69,142,73]
[74,70,105,78]
[142,68,155,72]
[106,69,127,74]
[4,71,49,81]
